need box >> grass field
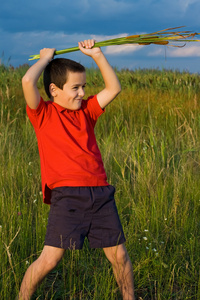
[0,63,200,299]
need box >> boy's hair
[43,58,85,98]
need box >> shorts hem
[44,240,84,250]
[90,237,126,249]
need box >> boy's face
[52,71,86,110]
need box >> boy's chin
[73,100,82,110]
[69,103,82,111]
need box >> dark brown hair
[43,58,85,98]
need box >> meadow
[0,63,200,299]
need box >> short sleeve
[82,95,105,126]
[26,97,51,129]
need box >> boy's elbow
[22,74,32,87]
[115,83,121,97]
[22,75,37,93]
[109,86,121,103]
[118,84,122,94]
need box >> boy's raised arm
[78,40,121,109]
[22,48,55,109]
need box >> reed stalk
[29,26,200,61]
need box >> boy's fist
[78,39,101,57]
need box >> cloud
[0,0,134,34]
[0,29,93,66]
[148,44,200,57]
[1,0,200,71]
[148,47,165,57]
[1,0,199,36]
[179,0,199,13]
[104,44,143,55]
[167,45,200,57]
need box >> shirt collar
[52,101,82,113]
[52,102,66,113]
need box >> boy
[19,39,134,299]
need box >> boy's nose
[78,88,85,97]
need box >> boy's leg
[103,244,135,300]
[18,245,65,300]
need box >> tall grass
[0,64,200,299]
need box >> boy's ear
[49,83,58,97]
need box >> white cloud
[148,44,200,57]
[179,0,199,13]
[0,30,94,65]
[148,48,164,57]
[104,44,142,55]
[168,45,200,57]
[91,33,126,42]
[1,28,200,72]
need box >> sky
[1,0,200,73]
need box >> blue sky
[1,0,200,73]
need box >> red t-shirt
[26,95,109,204]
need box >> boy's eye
[72,85,86,90]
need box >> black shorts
[44,185,126,250]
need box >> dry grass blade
[29,26,200,60]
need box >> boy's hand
[78,39,101,57]
[39,48,56,63]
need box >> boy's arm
[78,40,121,109]
[22,48,55,109]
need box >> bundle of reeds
[29,26,200,61]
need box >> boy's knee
[116,245,129,265]
[36,255,58,273]
[104,244,129,266]
[45,256,61,271]
[37,246,64,272]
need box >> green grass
[0,64,200,299]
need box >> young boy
[19,39,135,299]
